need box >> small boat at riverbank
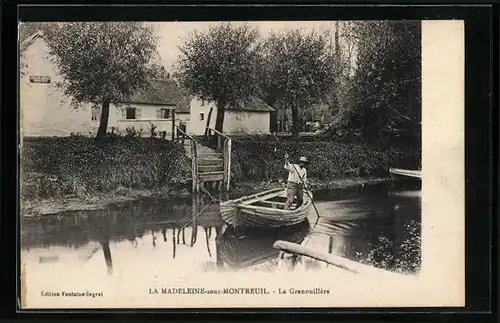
[220,188,312,229]
[389,168,422,182]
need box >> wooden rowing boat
[216,221,310,269]
[389,168,422,181]
[220,188,312,229]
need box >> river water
[20,180,421,308]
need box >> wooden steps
[198,165,224,172]
[199,152,223,158]
[198,157,223,166]
[197,151,224,182]
[198,160,223,167]
[198,171,224,182]
[177,128,231,193]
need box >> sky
[149,21,340,72]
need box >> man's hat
[299,156,308,163]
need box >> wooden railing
[170,123,232,192]
[173,121,190,146]
[206,127,232,191]
[174,124,198,193]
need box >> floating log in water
[273,240,404,278]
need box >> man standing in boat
[284,154,308,210]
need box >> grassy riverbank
[21,135,191,216]
[20,135,420,217]
[230,135,420,181]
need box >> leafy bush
[230,136,420,182]
[20,134,190,199]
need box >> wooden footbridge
[173,125,232,193]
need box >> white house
[20,30,274,138]
[175,96,275,136]
[20,31,182,137]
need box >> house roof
[21,31,182,107]
[124,79,184,106]
[20,30,44,53]
[175,95,193,113]
[175,96,274,113]
[228,98,275,112]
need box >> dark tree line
[340,21,421,148]
[176,21,421,148]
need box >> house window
[91,106,101,121]
[200,113,204,121]
[121,107,141,120]
[156,108,171,119]
[126,107,136,120]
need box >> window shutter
[121,107,127,119]
[136,108,142,119]
[156,109,162,118]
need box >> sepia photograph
[18,19,464,309]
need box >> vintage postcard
[19,19,464,309]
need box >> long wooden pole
[191,142,198,193]
[226,138,232,191]
[271,132,321,220]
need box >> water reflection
[21,196,226,275]
[22,197,223,245]
[21,181,421,281]
[217,221,310,269]
[310,181,421,274]
[100,241,113,274]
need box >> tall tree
[260,29,338,137]
[344,21,421,147]
[316,22,360,135]
[175,23,262,133]
[43,22,162,138]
